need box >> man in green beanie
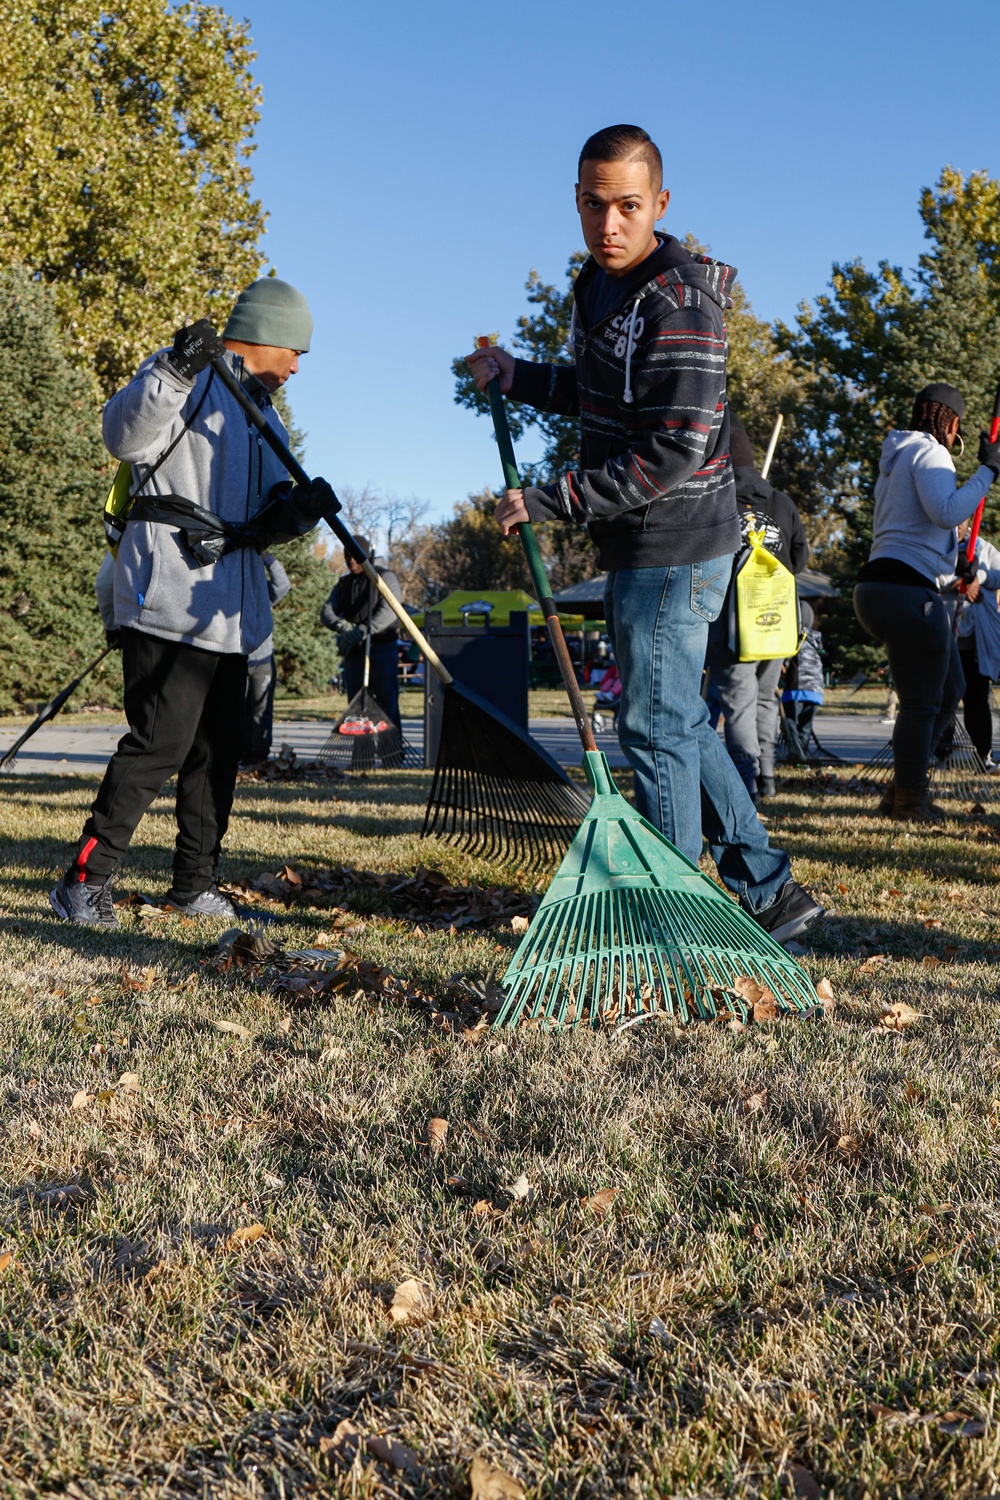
[50,278,333,927]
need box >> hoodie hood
[879,428,939,477]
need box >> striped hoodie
[511,233,740,570]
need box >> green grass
[2,765,1000,1497]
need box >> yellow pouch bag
[103,461,134,558]
[732,528,799,661]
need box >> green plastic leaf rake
[477,343,819,1028]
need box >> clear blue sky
[240,0,999,520]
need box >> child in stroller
[591,663,621,733]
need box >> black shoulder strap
[129,367,216,498]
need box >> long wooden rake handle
[210,356,456,685]
[477,339,598,755]
[959,376,1000,595]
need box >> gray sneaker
[50,873,118,928]
[164,886,239,920]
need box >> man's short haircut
[578,125,663,191]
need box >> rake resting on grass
[479,347,819,1028]
[212,356,587,867]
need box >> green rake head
[495,751,821,1029]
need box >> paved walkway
[1,711,894,778]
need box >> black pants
[75,629,247,894]
[242,654,276,763]
[960,638,994,759]
[854,581,964,790]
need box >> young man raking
[465,124,821,945]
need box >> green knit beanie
[223,278,313,351]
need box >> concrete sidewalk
[0,711,892,779]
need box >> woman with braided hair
[854,382,1000,820]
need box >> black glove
[105,628,122,650]
[239,477,341,549]
[336,626,365,654]
[168,318,226,381]
[978,430,1000,478]
[955,548,978,583]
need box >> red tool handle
[958,378,1000,593]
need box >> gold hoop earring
[955,433,965,458]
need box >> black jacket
[732,468,809,574]
[320,565,401,648]
[510,234,740,571]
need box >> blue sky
[240,0,999,520]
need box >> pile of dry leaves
[206,926,504,1039]
[227,862,535,933]
[236,743,346,784]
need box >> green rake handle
[478,340,598,755]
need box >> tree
[0,268,111,711]
[267,390,339,698]
[0,0,265,395]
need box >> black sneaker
[747,879,823,946]
[50,872,118,928]
[164,885,239,920]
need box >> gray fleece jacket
[103,349,291,655]
[869,430,995,582]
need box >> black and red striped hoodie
[510,233,739,571]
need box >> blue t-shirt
[581,240,663,329]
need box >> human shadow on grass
[788,911,997,966]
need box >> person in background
[937,526,1000,769]
[705,418,810,803]
[241,552,291,769]
[781,599,824,763]
[854,381,1000,820]
[320,539,401,727]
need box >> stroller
[590,663,621,733]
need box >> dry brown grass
[2,764,1000,1497]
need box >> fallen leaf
[25,1121,42,1140]
[922,918,943,930]
[581,1187,618,1217]
[470,1199,497,1219]
[365,1433,420,1475]
[278,1015,292,1034]
[427,1117,449,1157]
[0,1253,14,1273]
[211,1019,251,1038]
[506,1174,535,1204]
[835,1134,861,1158]
[32,1182,87,1209]
[815,976,836,1015]
[470,1454,526,1500]
[120,966,156,992]
[936,1411,986,1437]
[916,1202,954,1217]
[511,915,529,934]
[223,1223,267,1251]
[648,1314,670,1344]
[905,1079,921,1102]
[782,1462,821,1499]
[70,1089,91,1110]
[742,1089,768,1115]
[921,955,944,969]
[753,990,779,1023]
[318,1417,364,1460]
[836,882,848,894]
[388,1278,432,1324]
[117,1072,140,1093]
[733,975,766,1004]
[880,1001,923,1032]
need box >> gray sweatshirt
[103,349,292,655]
[869,430,995,583]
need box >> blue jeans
[605,559,791,911]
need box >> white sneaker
[984,753,999,773]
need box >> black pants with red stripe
[73,629,247,896]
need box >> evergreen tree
[0,268,112,711]
[267,390,339,698]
